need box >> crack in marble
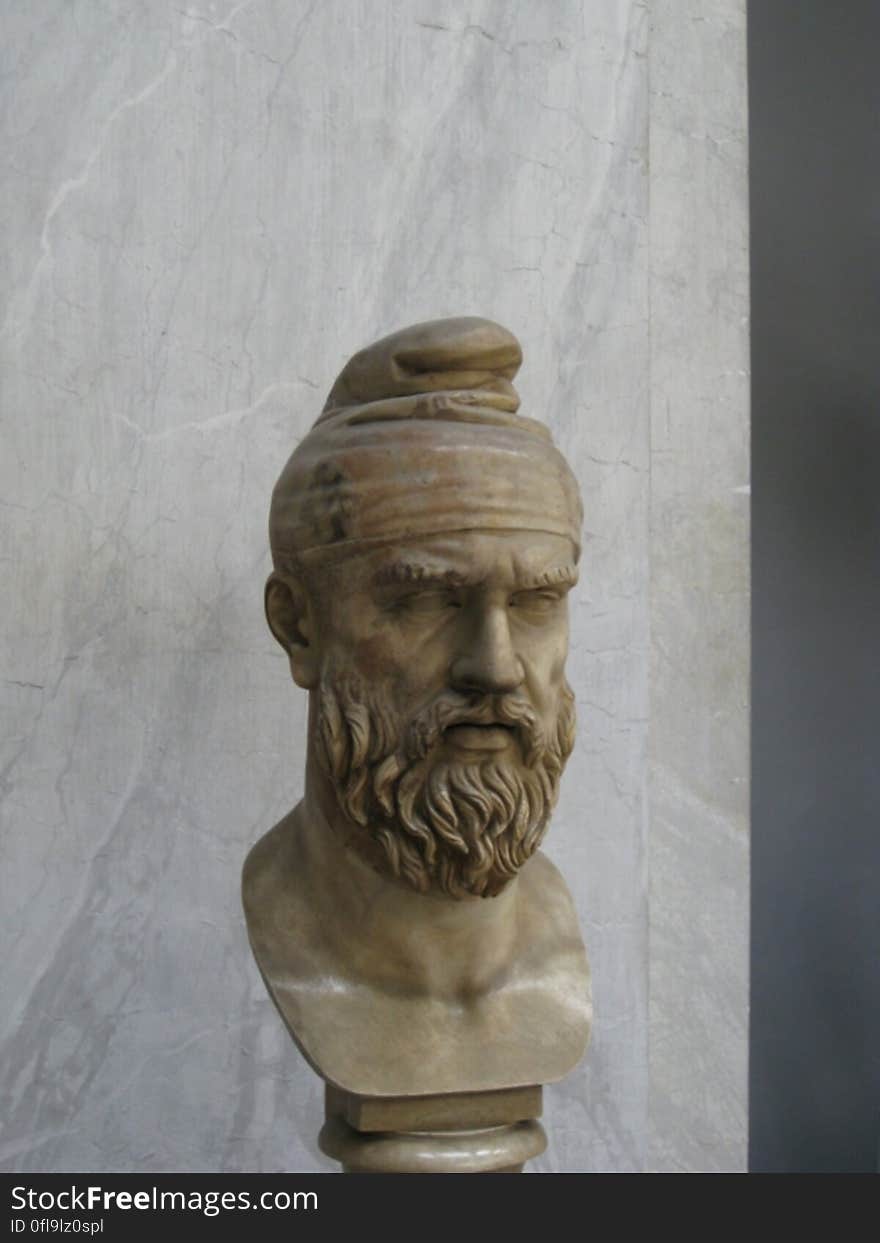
[111,380,314,443]
[1,0,258,346]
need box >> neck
[300,745,521,1001]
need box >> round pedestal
[319,1114,546,1173]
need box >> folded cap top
[270,317,581,562]
[316,316,528,429]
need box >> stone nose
[449,604,525,696]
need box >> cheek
[321,597,399,670]
[341,634,437,708]
[519,620,569,680]
[521,640,569,720]
[349,633,394,672]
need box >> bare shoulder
[519,849,583,931]
[242,805,313,949]
[242,809,295,896]
[514,849,590,977]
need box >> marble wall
[647,0,750,1171]
[1,0,748,1172]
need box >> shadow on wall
[752,355,880,1174]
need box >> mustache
[405,690,544,763]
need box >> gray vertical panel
[749,0,880,1172]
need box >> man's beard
[314,668,576,899]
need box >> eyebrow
[373,561,477,589]
[373,561,579,590]
[517,564,579,590]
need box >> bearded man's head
[265,318,583,900]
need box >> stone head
[265,318,582,899]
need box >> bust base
[318,1084,546,1174]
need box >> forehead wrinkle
[372,559,477,589]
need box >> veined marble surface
[647,0,749,1172]
[1,0,747,1172]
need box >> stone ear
[264,573,319,689]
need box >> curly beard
[315,667,576,899]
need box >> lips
[443,722,516,753]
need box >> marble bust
[242,317,591,1169]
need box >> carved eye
[394,590,462,615]
[509,589,565,615]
